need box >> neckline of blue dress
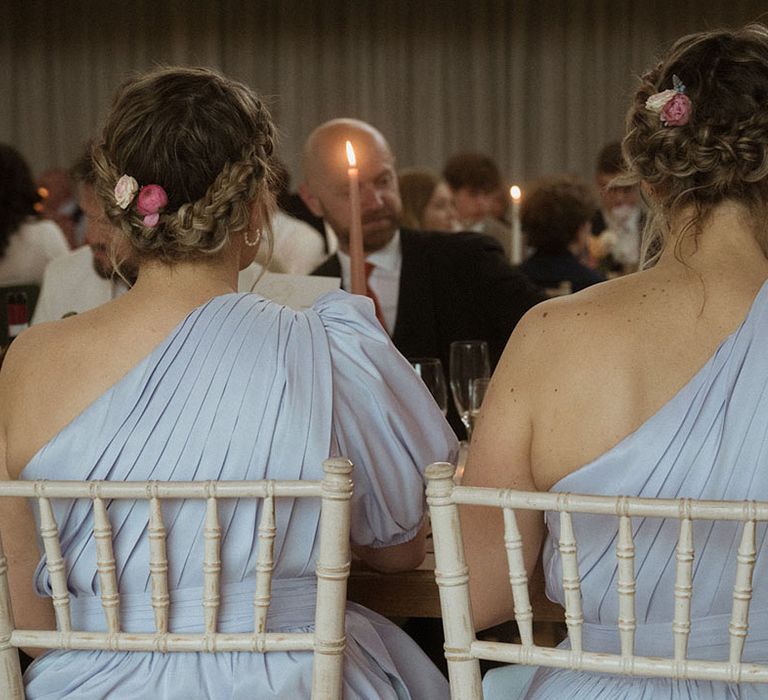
[21,292,256,480]
[549,278,768,493]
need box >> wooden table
[347,448,564,629]
[348,550,564,624]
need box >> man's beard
[359,210,398,252]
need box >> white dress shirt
[32,246,129,324]
[336,229,402,334]
[601,205,643,267]
[323,221,339,256]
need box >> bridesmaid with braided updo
[463,25,768,699]
[0,67,454,698]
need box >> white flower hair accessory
[114,174,139,209]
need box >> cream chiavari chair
[425,461,768,699]
[0,459,353,700]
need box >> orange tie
[364,261,388,333]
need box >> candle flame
[345,141,357,168]
[510,185,521,201]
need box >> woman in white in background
[0,144,68,286]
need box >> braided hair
[621,24,768,267]
[92,66,277,263]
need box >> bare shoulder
[1,322,65,390]
[504,278,636,374]
[0,325,61,471]
[3,311,97,374]
[0,317,89,430]
[0,309,121,475]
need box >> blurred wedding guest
[443,151,511,256]
[398,167,459,232]
[0,145,68,286]
[258,207,327,274]
[489,182,511,226]
[32,150,138,324]
[590,141,644,273]
[254,158,327,274]
[1,66,455,699]
[519,176,605,293]
[275,162,326,239]
[36,168,83,248]
[464,24,768,698]
[303,119,545,436]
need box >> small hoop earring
[244,228,262,248]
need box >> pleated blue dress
[523,281,768,699]
[21,291,455,699]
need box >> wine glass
[449,340,490,439]
[468,377,491,439]
[409,357,448,416]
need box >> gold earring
[244,228,262,247]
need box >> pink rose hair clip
[645,74,692,127]
[113,175,169,228]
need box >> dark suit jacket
[520,250,605,293]
[313,228,546,435]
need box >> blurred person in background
[259,158,327,273]
[443,151,512,257]
[590,141,645,273]
[398,167,459,232]
[36,167,83,248]
[520,176,605,293]
[305,119,545,438]
[0,144,68,287]
[489,182,512,226]
[32,149,137,323]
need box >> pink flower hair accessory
[136,184,169,228]
[645,74,692,127]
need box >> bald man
[302,119,545,437]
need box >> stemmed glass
[409,357,448,416]
[468,377,491,437]
[449,340,490,439]
[454,377,491,484]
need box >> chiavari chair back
[426,462,768,699]
[0,459,353,700]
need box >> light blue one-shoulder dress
[522,281,768,699]
[21,291,456,699]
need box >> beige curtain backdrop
[2,0,767,186]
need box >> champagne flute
[468,377,491,438]
[449,340,490,439]
[409,358,448,416]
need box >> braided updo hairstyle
[92,66,277,263]
[622,24,768,266]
